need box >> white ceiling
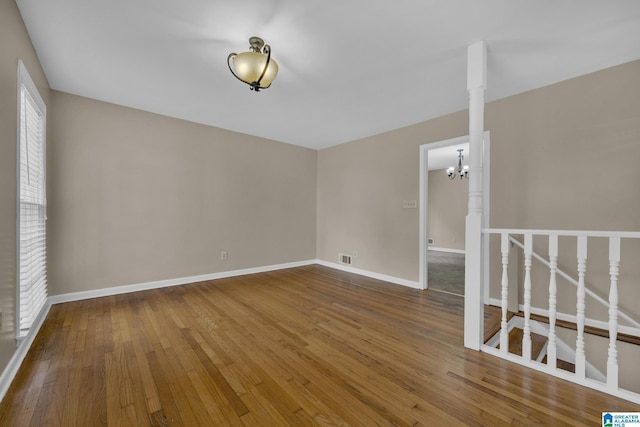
[16,0,640,150]
[428,143,469,171]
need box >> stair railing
[508,236,640,330]
[482,228,640,404]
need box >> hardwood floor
[0,265,635,426]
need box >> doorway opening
[419,132,490,299]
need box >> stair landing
[484,305,577,373]
[497,327,547,360]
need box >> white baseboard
[49,259,316,305]
[1,258,415,403]
[315,259,422,289]
[0,300,51,403]
[428,247,465,254]
[1,260,315,403]
[488,298,501,307]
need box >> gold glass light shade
[227,37,279,91]
[231,51,279,88]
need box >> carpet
[427,250,465,296]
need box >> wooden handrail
[515,311,640,346]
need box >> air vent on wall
[338,253,353,265]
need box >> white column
[466,41,486,217]
[464,40,487,350]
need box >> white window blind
[18,61,47,337]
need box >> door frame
[419,131,490,301]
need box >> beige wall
[317,60,640,320]
[556,326,640,393]
[49,92,317,295]
[487,60,640,231]
[0,0,51,378]
[488,60,640,321]
[427,169,467,251]
[316,112,468,279]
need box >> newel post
[464,41,486,350]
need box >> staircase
[500,327,548,362]
[485,306,640,375]
[488,313,625,384]
[478,226,640,406]
[485,309,589,376]
[542,353,576,373]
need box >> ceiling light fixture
[446,149,469,180]
[227,37,279,92]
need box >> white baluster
[575,236,587,379]
[547,234,558,372]
[500,233,510,354]
[607,237,620,390]
[522,234,532,362]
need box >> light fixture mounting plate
[249,37,265,52]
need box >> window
[17,60,47,338]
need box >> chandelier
[227,37,279,92]
[446,149,469,180]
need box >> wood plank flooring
[0,265,636,426]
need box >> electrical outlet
[220,251,228,260]
[403,200,417,209]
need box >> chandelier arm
[446,149,470,180]
[255,44,272,87]
[227,53,247,84]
